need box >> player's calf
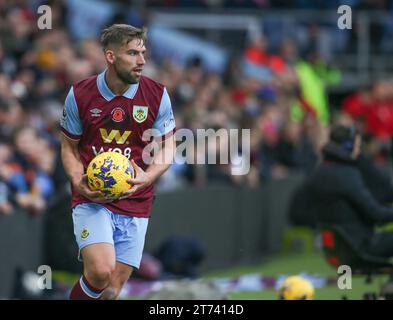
[102,263,133,300]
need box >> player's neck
[105,69,130,96]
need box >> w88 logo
[92,146,132,159]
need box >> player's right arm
[60,87,111,203]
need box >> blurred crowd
[0,0,392,216]
[146,0,393,10]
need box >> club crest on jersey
[111,107,125,122]
[133,106,148,123]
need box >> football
[278,275,314,300]
[86,151,134,199]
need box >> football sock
[69,275,104,300]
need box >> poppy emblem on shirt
[111,107,125,122]
[133,106,148,123]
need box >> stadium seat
[319,224,393,299]
[282,226,315,254]
[320,224,393,277]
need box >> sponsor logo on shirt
[99,128,131,144]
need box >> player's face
[113,38,146,84]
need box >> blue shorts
[72,203,149,269]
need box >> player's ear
[104,49,116,65]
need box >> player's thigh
[72,203,116,273]
[72,202,114,250]
[81,243,116,275]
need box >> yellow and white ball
[278,276,315,300]
[86,151,134,199]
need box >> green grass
[52,250,390,300]
[52,271,79,287]
[203,251,390,300]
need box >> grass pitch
[204,252,389,300]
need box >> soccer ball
[278,276,314,300]
[86,151,134,199]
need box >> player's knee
[87,263,115,287]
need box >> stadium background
[1,0,393,299]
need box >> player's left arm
[120,88,176,199]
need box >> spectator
[273,120,318,176]
[291,47,341,125]
[12,127,50,215]
[0,139,18,215]
[0,0,391,211]
[302,125,393,258]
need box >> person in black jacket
[289,130,393,229]
[304,125,393,258]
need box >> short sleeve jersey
[60,70,176,217]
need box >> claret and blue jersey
[60,70,176,217]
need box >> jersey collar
[97,69,139,101]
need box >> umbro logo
[90,108,102,117]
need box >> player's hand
[74,174,114,203]
[119,159,153,200]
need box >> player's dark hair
[100,24,147,50]
[329,125,358,152]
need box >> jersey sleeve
[60,86,83,140]
[152,88,176,139]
